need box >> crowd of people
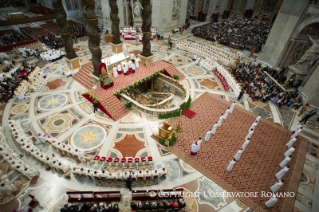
[18,47,40,58]
[0,61,42,102]
[192,17,272,52]
[0,31,32,46]
[233,62,303,109]
[40,48,65,62]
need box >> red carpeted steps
[73,63,94,89]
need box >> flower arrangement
[162,60,172,64]
[89,93,100,102]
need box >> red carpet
[166,92,308,212]
[182,109,196,118]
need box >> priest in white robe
[284,147,295,157]
[205,129,211,142]
[291,128,302,139]
[256,114,261,122]
[241,138,250,151]
[113,67,118,78]
[265,195,278,208]
[211,123,218,135]
[270,180,284,193]
[279,156,292,168]
[190,141,200,156]
[223,108,230,120]
[275,166,289,180]
[245,129,254,140]
[293,123,302,133]
[227,159,236,172]
[234,149,243,161]
[229,102,235,113]
[217,114,224,127]
[286,137,297,148]
[250,121,258,131]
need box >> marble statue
[82,0,102,77]
[52,0,78,59]
[141,0,153,57]
[134,0,143,19]
[292,35,319,73]
[109,0,122,45]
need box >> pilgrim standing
[270,180,284,193]
[275,166,290,180]
[227,159,236,172]
[279,156,292,168]
[284,146,295,157]
[205,129,212,142]
[217,114,224,127]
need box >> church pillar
[109,0,124,54]
[139,0,153,66]
[252,0,263,18]
[82,0,102,89]
[123,0,129,26]
[258,0,308,67]
[194,0,200,17]
[301,61,319,106]
[52,0,80,72]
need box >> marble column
[301,61,319,106]
[194,0,200,16]
[109,0,122,45]
[82,0,102,77]
[258,0,309,67]
[140,0,153,65]
[123,0,129,26]
[253,0,263,17]
[52,0,78,60]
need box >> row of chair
[91,156,153,167]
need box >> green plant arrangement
[124,101,133,109]
[158,96,192,119]
[99,75,113,86]
[173,74,179,80]
[89,93,100,102]
[158,133,177,147]
[162,60,172,64]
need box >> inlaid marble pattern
[71,125,107,151]
[186,65,206,75]
[37,94,68,111]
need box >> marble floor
[0,27,318,212]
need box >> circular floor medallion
[11,104,29,114]
[38,94,68,111]
[186,66,206,76]
[71,125,106,151]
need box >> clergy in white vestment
[275,166,289,180]
[293,123,302,132]
[117,64,122,73]
[229,103,235,113]
[286,137,297,148]
[137,170,144,179]
[38,133,46,144]
[270,180,284,193]
[279,156,292,168]
[256,114,261,122]
[227,159,236,172]
[241,138,250,150]
[130,171,137,180]
[113,67,118,78]
[122,172,129,180]
[284,147,295,157]
[144,170,152,179]
[265,195,278,208]
[190,141,200,156]
[204,130,211,142]
[291,128,302,139]
[223,108,230,120]
[217,114,224,127]
[234,149,243,161]
[159,168,167,177]
[135,58,139,68]
[115,172,122,180]
[211,123,218,135]
[192,54,197,61]
[250,121,258,130]
[197,137,202,146]
[245,129,254,140]
[132,63,136,73]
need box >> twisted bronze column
[109,0,122,45]
[52,0,78,59]
[82,0,102,76]
[141,0,152,57]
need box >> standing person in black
[237,89,244,101]
[93,100,98,114]
[301,109,317,124]
[126,175,132,191]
